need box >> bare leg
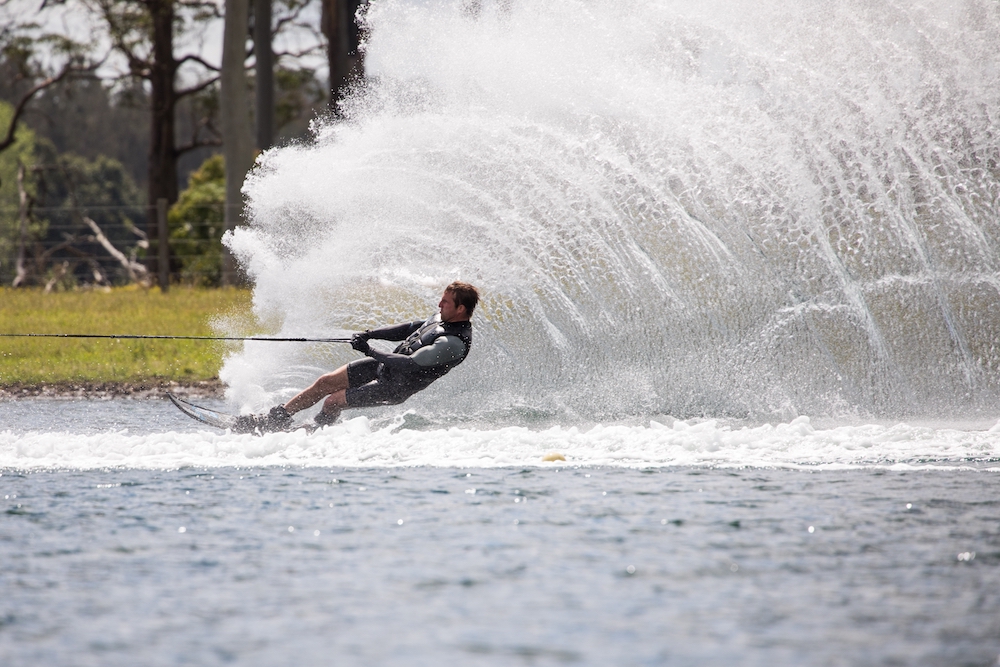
[316,389,349,423]
[283,364,350,414]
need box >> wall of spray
[223,0,1000,422]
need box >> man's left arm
[359,336,466,371]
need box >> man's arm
[363,321,423,342]
[364,336,467,371]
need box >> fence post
[157,198,169,293]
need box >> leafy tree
[19,142,145,288]
[0,15,96,157]
[0,100,37,285]
[34,148,145,250]
[14,75,150,195]
[1,84,151,288]
[82,0,223,282]
[168,153,224,285]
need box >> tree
[253,0,274,149]
[273,64,324,138]
[0,99,146,289]
[0,100,37,285]
[87,0,223,276]
[321,0,366,113]
[0,17,97,158]
[220,0,254,285]
[8,75,150,193]
[30,149,146,287]
[168,153,224,285]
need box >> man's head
[439,281,480,322]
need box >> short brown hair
[446,281,480,316]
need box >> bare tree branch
[176,74,220,99]
[273,45,325,60]
[81,215,149,282]
[177,53,220,73]
[0,59,97,154]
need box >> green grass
[0,287,254,385]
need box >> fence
[0,200,229,290]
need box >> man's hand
[351,332,371,353]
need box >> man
[233,281,479,433]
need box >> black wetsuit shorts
[344,358,414,408]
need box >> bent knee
[313,367,349,393]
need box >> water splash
[225,0,1000,422]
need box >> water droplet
[808,526,815,533]
[626,565,636,574]
[288,526,295,533]
[730,563,739,572]
[906,503,912,509]
[178,526,186,533]
[397,519,404,525]
[314,530,320,536]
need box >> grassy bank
[0,287,254,386]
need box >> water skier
[233,281,479,433]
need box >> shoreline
[0,379,225,400]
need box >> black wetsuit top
[348,314,472,405]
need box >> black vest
[387,317,472,390]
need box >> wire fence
[0,202,230,290]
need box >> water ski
[167,393,239,430]
[168,393,319,434]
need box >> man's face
[438,291,466,322]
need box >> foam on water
[3,414,999,470]
[221,0,1000,424]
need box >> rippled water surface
[2,450,999,666]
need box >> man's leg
[283,364,350,414]
[233,363,360,434]
[313,389,348,426]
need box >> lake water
[1,398,999,666]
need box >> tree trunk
[322,0,366,114]
[254,0,274,150]
[13,161,30,287]
[221,0,256,285]
[147,0,179,278]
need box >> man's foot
[232,405,293,434]
[312,410,339,429]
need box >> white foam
[2,416,998,471]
